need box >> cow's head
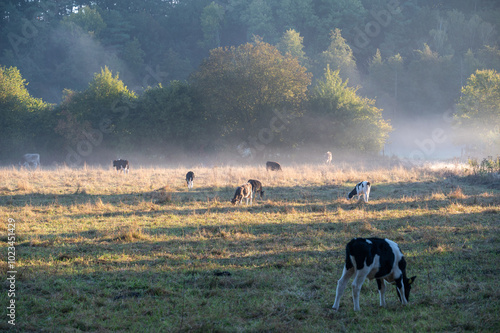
[396,276,416,303]
[231,195,241,205]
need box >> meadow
[0,163,499,332]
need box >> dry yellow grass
[0,163,498,332]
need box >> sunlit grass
[0,164,498,331]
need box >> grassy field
[1,163,499,332]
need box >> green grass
[0,164,499,332]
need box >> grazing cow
[332,237,416,311]
[20,153,40,169]
[347,181,371,203]
[325,151,332,165]
[186,171,194,189]
[266,161,282,171]
[113,159,129,173]
[248,179,264,199]
[231,183,253,205]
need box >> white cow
[21,154,40,169]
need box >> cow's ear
[408,276,416,285]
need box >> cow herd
[20,154,416,311]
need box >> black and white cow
[113,159,129,173]
[325,151,332,165]
[266,161,282,171]
[347,181,371,202]
[186,171,194,189]
[231,183,253,205]
[248,179,264,199]
[20,153,40,169]
[332,237,416,311]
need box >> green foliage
[276,29,308,67]
[55,67,137,154]
[121,38,145,75]
[454,69,500,153]
[405,44,456,115]
[0,0,499,163]
[467,156,500,175]
[201,2,225,48]
[319,28,359,84]
[309,65,392,152]
[190,39,312,145]
[130,81,200,151]
[0,66,50,159]
[0,66,46,112]
[238,0,277,41]
[62,6,106,36]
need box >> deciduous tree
[190,39,311,146]
[454,69,500,153]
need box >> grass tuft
[448,186,466,199]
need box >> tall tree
[405,43,455,115]
[454,69,500,153]
[0,66,50,159]
[319,28,359,85]
[129,81,200,152]
[308,65,392,152]
[276,29,309,67]
[190,39,311,146]
[201,1,225,49]
[55,67,137,155]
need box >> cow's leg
[352,269,369,311]
[377,279,387,307]
[332,266,354,311]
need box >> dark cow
[231,183,253,205]
[113,159,129,173]
[332,238,416,311]
[266,161,282,171]
[186,171,194,189]
[347,181,371,203]
[248,179,264,199]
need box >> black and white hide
[186,171,194,189]
[332,237,416,311]
[347,181,371,202]
[112,159,129,173]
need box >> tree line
[0,0,499,164]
